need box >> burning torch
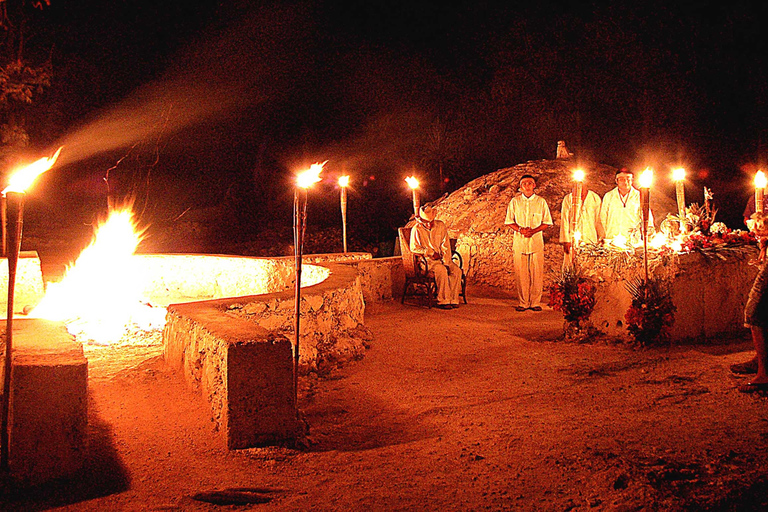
[755,170,767,214]
[405,176,420,218]
[672,168,686,232]
[292,162,324,415]
[338,175,350,253]
[1,147,62,472]
[569,169,585,266]
[638,168,653,286]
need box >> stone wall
[0,251,46,316]
[588,248,758,342]
[162,260,367,448]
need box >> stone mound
[429,159,676,290]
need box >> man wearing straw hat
[410,205,462,309]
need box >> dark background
[9,0,768,249]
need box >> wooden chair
[398,227,467,307]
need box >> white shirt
[505,193,553,254]
[600,187,653,240]
[560,190,603,244]
[410,219,452,266]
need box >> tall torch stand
[292,188,307,416]
[1,191,24,472]
[640,186,650,287]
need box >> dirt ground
[3,284,768,511]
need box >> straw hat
[419,205,436,222]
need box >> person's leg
[430,261,450,306]
[513,250,530,309]
[446,261,462,306]
[529,250,545,308]
[750,326,768,384]
[738,264,768,376]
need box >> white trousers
[427,259,462,305]
[513,250,544,308]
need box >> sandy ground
[3,286,768,511]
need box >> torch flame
[755,170,767,189]
[638,168,653,188]
[30,207,165,344]
[338,175,350,188]
[611,234,629,249]
[573,230,582,244]
[573,169,585,182]
[672,168,686,181]
[297,161,326,189]
[3,147,63,195]
[405,176,419,189]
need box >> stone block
[0,251,46,317]
[4,318,87,486]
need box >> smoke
[52,78,248,169]
[49,3,312,170]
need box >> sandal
[738,381,768,393]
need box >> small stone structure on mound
[430,159,677,291]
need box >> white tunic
[599,187,653,240]
[505,193,553,254]
[559,190,603,244]
[410,219,452,266]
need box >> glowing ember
[638,168,653,188]
[573,169,585,182]
[672,168,686,181]
[405,176,419,189]
[297,162,326,188]
[338,175,350,188]
[3,147,62,194]
[755,170,767,189]
[30,207,165,345]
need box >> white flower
[710,222,728,234]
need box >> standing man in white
[505,175,553,312]
[599,168,653,244]
[560,179,603,267]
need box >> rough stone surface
[0,251,46,316]
[162,260,368,448]
[588,248,759,341]
[341,256,405,304]
[163,305,297,449]
[430,159,677,290]
[3,318,87,485]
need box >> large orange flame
[30,207,166,344]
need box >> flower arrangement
[624,275,676,346]
[549,267,597,323]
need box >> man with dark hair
[505,175,553,311]
[410,205,462,309]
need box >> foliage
[624,275,676,346]
[548,266,597,323]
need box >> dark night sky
[13,0,768,241]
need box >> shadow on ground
[0,394,129,511]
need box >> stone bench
[159,258,366,449]
[2,318,88,485]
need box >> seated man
[409,205,462,309]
